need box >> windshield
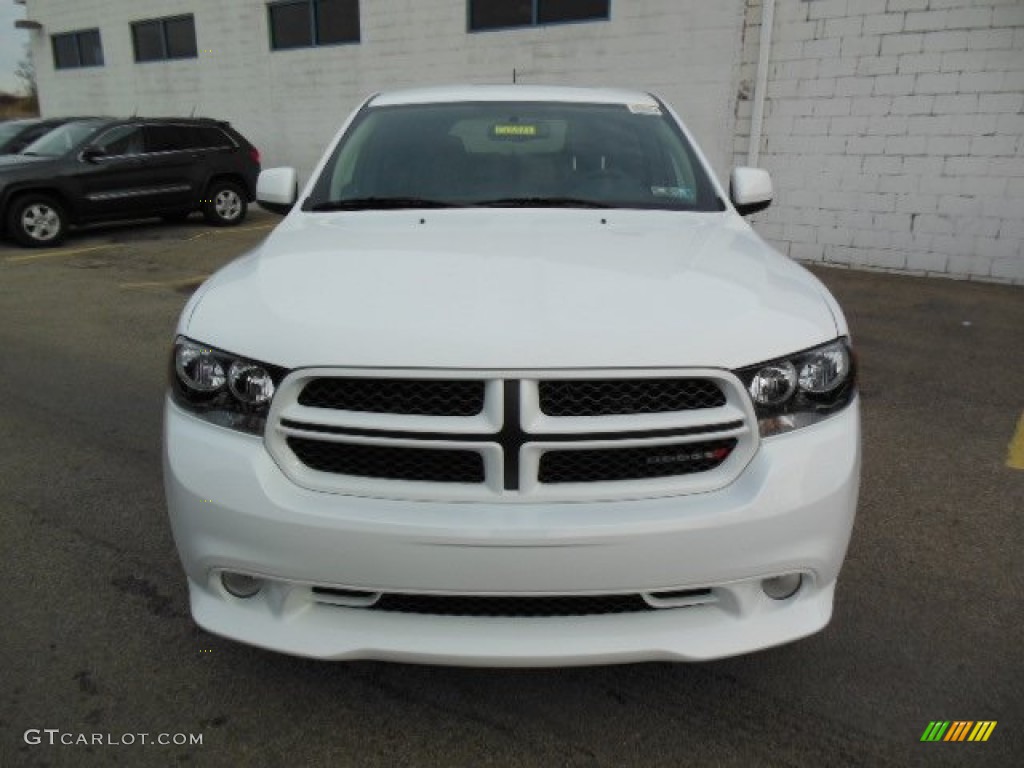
[0,121,31,144]
[306,101,724,211]
[21,121,102,157]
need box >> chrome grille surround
[265,368,758,503]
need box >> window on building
[269,0,361,50]
[131,15,198,62]
[52,29,104,69]
[469,0,610,31]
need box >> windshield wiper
[472,197,612,209]
[308,197,461,211]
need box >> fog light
[762,573,802,600]
[221,572,263,598]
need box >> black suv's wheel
[202,181,247,226]
[7,194,67,247]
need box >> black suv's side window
[145,125,192,153]
[94,125,145,156]
[196,126,233,149]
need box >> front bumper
[164,397,860,665]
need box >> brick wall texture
[25,0,1024,284]
[27,0,744,184]
[735,0,1024,284]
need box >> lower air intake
[373,594,655,617]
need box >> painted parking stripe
[6,223,272,259]
[5,244,117,263]
[120,274,209,290]
[225,223,274,233]
[1007,412,1024,470]
[183,223,273,242]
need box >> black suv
[0,117,260,247]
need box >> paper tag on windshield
[628,103,662,116]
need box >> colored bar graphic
[921,721,996,743]
[921,722,950,742]
[944,721,972,741]
[969,722,997,742]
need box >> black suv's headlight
[170,337,288,435]
[736,338,857,437]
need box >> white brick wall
[26,0,746,182]
[736,0,1024,284]
[23,0,1024,284]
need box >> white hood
[183,209,840,371]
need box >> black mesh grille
[539,439,737,484]
[299,378,485,416]
[539,378,726,416]
[287,437,484,483]
[372,594,656,617]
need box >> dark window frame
[468,0,611,32]
[268,0,361,51]
[51,28,104,69]
[131,14,198,63]
[91,124,146,158]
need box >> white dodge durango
[163,85,860,665]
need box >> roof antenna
[190,105,197,117]
[513,68,517,84]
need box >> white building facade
[19,0,1024,284]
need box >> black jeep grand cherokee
[0,117,260,247]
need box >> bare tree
[15,44,39,113]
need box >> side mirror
[80,145,107,163]
[257,167,298,215]
[730,167,773,216]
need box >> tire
[7,194,68,248]
[202,181,247,226]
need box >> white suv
[164,85,860,665]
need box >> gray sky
[0,2,29,94]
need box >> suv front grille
[287,437,485,483]
[539,439,737,484]
[299,377,485,416]
[271,371,753,501]
[539,378,725,416]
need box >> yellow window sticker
[492,124,539,137]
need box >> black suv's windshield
[21,121,103,157]
[306,101,724,212]
[0,121,31,144]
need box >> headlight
[228,361,276,405]
[736,339,856,437]
[747,361,797,406]
[170,337,288,434]
[175,344,226,392]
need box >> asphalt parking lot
[1,211,1021,768]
